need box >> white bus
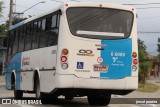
[6,2,138,106]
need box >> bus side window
[25,24,32,51]
[39,19,48,48]
[12,30,19,56]
[45,17,51,31]
[56,14,60,28]
[37,20,42,48]
[38,20,42,33]
[23,26,27,51]
[47,14,59,46]
[7,31,14,59]
[34,22,38,34]
[32,22,39,49]
[42,19,46,31]
[18,27,25,52]
[51,15,56,28]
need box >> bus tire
[35,76,42,99]
[35,76,57,104]
[87,94,111,106]
[14,80,23,99]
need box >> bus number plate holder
[94,64,108,72]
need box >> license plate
[94,64,108,72]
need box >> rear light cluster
[132,52,138,71]
[61,49,68,69]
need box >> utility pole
[8,0,13,28]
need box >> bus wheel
[87,94,111,106]
[14,81,23,99]
[35,76,41,99]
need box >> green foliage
[138,39,153,84]
[0,17,28,46]
[5,16,28,26]
[12,17,28,25]
[0,24,7,46]
[0,1,6,46]
[0,25,7,35]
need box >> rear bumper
[55,74,138,90]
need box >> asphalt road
[0,83,160,107]
[1,76,160,107]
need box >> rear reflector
[62,63,68,69]
[132,65,137,71]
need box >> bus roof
[9,2,134,31]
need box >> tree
[0,16,29,46]
[0,24,7,46]
[154,38,160,77]
[12,17,28,25]
[5,16,28,27]
[0,1,5,47]
[138,39,153,84]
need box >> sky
[0,0,160,56]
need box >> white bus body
[6,2,138,105]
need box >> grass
[138,82,159,92]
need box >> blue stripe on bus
[7,53,22,90]
[6,72,11,89]
[100,38,132,79]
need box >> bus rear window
[66,7,133,39]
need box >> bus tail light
[99,4,102,7]
[65,4,68,7]
[132,52,137,58]
[61,49,69,69]
[133,59,138,65]
[61,56,67,62]
[62,49,68,55]
[132,52,138,71]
